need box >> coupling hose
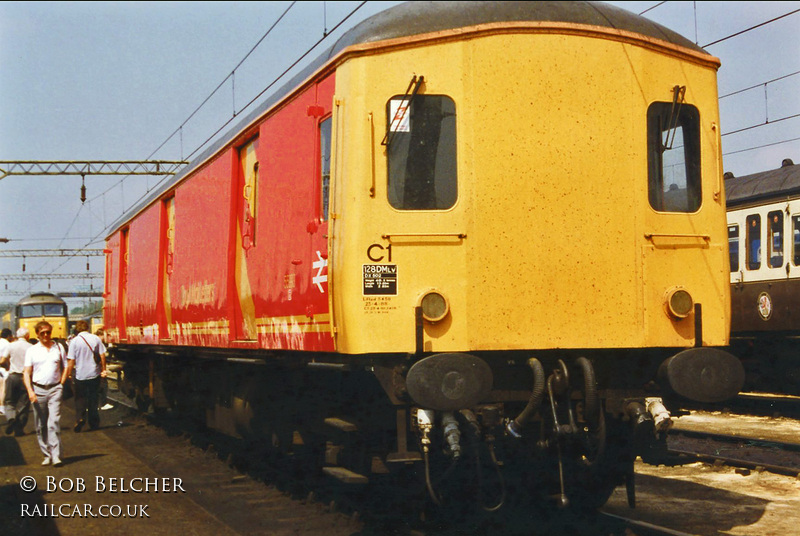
[507,357,545,437]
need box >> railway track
[685,392,800,419]
[666,428,800,477]
[99,385,714,536]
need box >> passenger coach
[104,1,744,511]
[726,159,800,393]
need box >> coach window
[386,95,456,210]
[767,210,783,268]
[746,214,761,270]
[647,102,701,212]
[728,225,739,272]
[793,215,800,265]
[239,139,259,249]
[320,116,332,221]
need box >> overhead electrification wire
[185,1,368,162]
[722,113,800,137]
[720,70,800,99]
[76,1,368,264]
[635,3,800,165]
[101,1,368,225]
[724,135,800,158]
[82,1,298,208]
[148,1,298,162]
[702,9,800,48]
[638,2,666,16]
[28,1,304,290]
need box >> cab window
[386,95,456,210]
[767,210,783,268]
[647,102,701,212]
[728,225,739,272]
[746,214,761,270]
[19,305,41,318]
[44,304,66,316]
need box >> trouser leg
[5,374,30,432]
[46,385,63,460]
[4,374,19,420]
[74,379,88,423]
[85,377,100,429]
[32,387,50,458]
[16,395,31,431]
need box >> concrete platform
[0,402,238,536]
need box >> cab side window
[647,102,701,213]
[386,95,456,210]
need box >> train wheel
[564,412,631,510]
[566,358,630,510]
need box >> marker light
[420,290,449,323]
[665,288,693,319]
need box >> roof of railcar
[108,1,713,235]
[725,161,800,208]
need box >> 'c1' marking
[367,243,392,262]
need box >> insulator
[80,175,87,203]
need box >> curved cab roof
[108,1,715,234]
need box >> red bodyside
[170,154,233,347]
[105,74,335,352]
[103,233,121,341]
[123,204,161,343]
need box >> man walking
[24,321,69,466]
[3,327,33,435]
[65,320,107,432]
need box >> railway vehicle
[726,159,800,394]
[104,1,744,512]
[68,312,104,336]
[13,292,69,339]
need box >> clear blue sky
[1,1,799,303]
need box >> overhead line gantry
[0,249,106,258]
[0,161,187,179]
[0,160,188,201]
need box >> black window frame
[767,210,784,268]
[319,115,332,221]
[728,224,739,273]
[386,94,457,210]
[647,102,702,213]
[746,214,761,271]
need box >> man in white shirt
[3,327,33,435]
[24,321,70,466]
[65,320,107,432]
